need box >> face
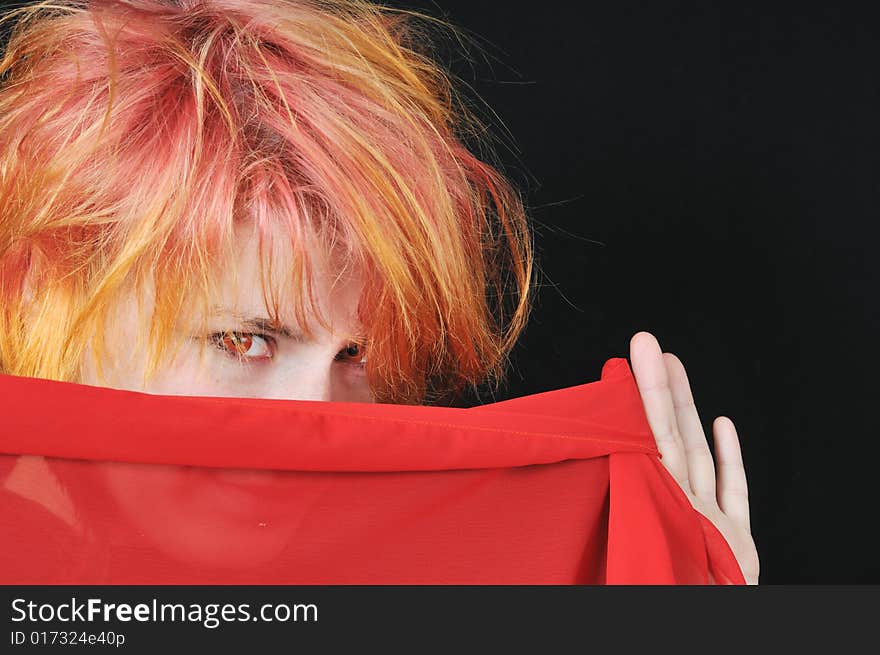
[79,222,375,404]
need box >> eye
[209,331,274,361]
[335,341,367,367]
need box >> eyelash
[207,331,368,367]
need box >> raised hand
[629,331,760,584]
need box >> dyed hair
[0,0,535,405]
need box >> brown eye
[337,341,367,366]
[222,332,251,354]
[211,331,273,360]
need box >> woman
[0,0,758,583]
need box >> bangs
[0,0,536,405]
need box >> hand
[629,331,760,584]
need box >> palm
[629,331,760,585]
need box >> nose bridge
[284,363,334,402]
[271,350,335,402]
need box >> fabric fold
[0,357,746,584]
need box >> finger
[713,416,751,533]
[663,352,717,502]
[629,332,689,487]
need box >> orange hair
[0,0,535,405]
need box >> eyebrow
[209,307,308,341]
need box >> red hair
[0,0,535,404]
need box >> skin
[629,331,760,584]
[78,222,375,403]
[74,223,759,582]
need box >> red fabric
[0,357,745,584]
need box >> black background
[387,1,879,583]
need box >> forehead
[210,220,363,327]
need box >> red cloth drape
[0,357,745,584]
